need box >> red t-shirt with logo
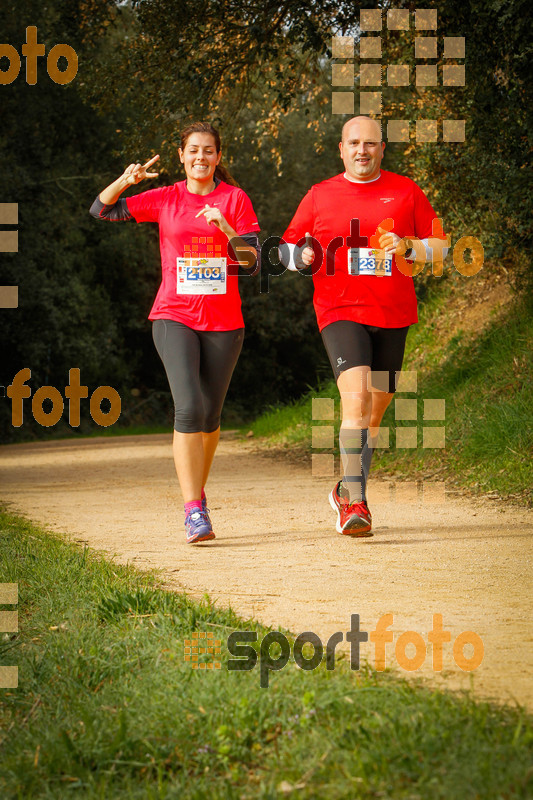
[126,180,260,331]
[282,170,443,330]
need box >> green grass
[3,420,241,445]
[248,279,533,503]
[1,509,532,798]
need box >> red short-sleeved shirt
[282,170,443,330]
[126,180,260,331]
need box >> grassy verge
[1,387,246,445]
[1,421,241,445]
[1,510,532,799]
[248,276,532,504]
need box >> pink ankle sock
[184,499,202,513]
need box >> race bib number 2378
[348,247,392,277]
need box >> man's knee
[369,391,394,428]
[340,390,372,422]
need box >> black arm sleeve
[89,196,133,221]
[228,232,260,272]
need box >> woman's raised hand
[123,155,160,185]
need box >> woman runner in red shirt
[91,122,260,543]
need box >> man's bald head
[341,116,382,142]
[339,116,385,181]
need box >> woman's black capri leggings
[152,319,244,433]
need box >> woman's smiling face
[179,132,221,183]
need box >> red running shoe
[329,481,373,536]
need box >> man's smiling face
[339,117,385,181]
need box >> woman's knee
[202,401,222,433]
[203,414,221,433]
[173,404,206,433]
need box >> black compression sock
[340,427,369,503]
[360,430,376,502]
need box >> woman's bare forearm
[98,156,160,205]
[99,175,132,205]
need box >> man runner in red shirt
[281,116,446,537]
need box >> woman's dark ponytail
[214,163,239,187]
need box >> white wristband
[279,242,300,271]
[404,238,449,261]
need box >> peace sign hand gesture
[122,154,160,186]
[97,155,161,207]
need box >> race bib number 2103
[176,257,227,295]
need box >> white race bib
[348,247,392,277]
[176,257,227,295]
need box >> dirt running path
[1,433,532,708]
